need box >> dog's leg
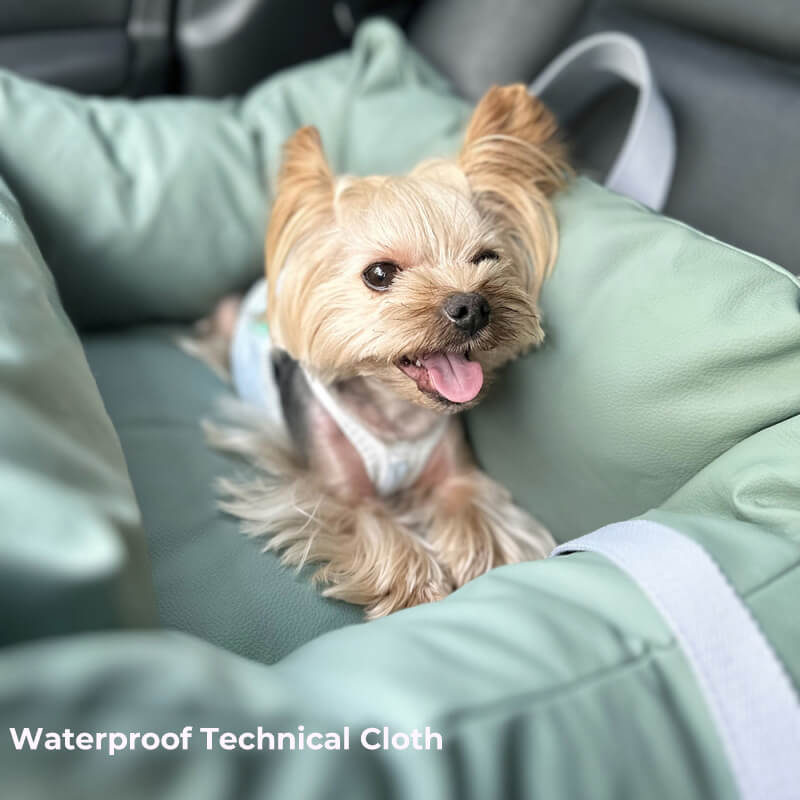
[218,472,452,618]
[303,403,453,618]
[315,500,453,619]
[421,422,555,588]
[177,294,243,379]
[215,389,453,619]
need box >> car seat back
[410,0,800,272]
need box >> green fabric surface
[466,178,800,543]
[0,177,154,646]
[0,20,469,329]
[2,543,755,800]
[6,507,799,799]
[1,17,799,799]
[82,327,362,664]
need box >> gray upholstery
[175,0,420,96]
[0,29,129,94]
[617,0,800,59]
[409,0,587,100]
[410,0,800,273]
[572,5,800,273]
[0,0,128,34]
[0,0,171,95]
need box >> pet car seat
[0,12,798,800]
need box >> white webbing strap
[551,520,800,800]
[530,32,676,211]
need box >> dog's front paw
[315,502,453,618]
[322,565,451,620]
[362,577,451,620]
[428,469,554,588]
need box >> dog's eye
[362,261,399,291]
[471,249,500,264]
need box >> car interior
[2,0,797,272]
[1,3,798,798]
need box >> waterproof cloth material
[552,521,800,800]
[467,178,800,543]
[3,516,799,800]
[82,327,363,665]
[0,177,154,648]
[0,21,469,329]
[77,178,800,668]
[2,19,800,799]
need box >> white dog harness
[230,279,447,496]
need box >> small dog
[192,84,568,618]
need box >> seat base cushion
[83,326,362,665]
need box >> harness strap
[231,280,448,496]
[303,370,448,496]
[551,520,800,800]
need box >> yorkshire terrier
[188,84,569,618]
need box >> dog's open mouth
[397,350,484,404]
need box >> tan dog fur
[205,84,569,618]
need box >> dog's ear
[460,85,569,291]
[265,126,334,305]
[461,84,566,195]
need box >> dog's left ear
[265,126,334,312]
[460,84,569,290]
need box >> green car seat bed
[0,19,798,800]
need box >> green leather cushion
[2,16,796,661]
[82,327,362,664]
[0,176,154,647]
[467,178,800,543]
[2,17,800,800]
[78,179,800,668]
[0,21,468,329]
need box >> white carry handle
[530,32,676,211]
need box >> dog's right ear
[459,85,569,293]
[265,126,334,305]
[460,84,566,196]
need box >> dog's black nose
[443,292,491,336]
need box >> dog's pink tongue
[421,352,483,403]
